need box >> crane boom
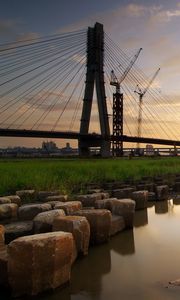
[119,48,142,84]
[142,67,160,96]
[134,67,160,150]
[110,47,142,90]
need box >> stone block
[112,187,135,199]
[45,200,64,209]
[107,199,135,228]
[156,185,169,201]
[16,190,36,203]
[8,232,74,297]
[0,197,11,204]
[132,190,148,210]
[18,203,51,221]
[0,225,8,286]
[136,183,155,192]
[0,204,18,223]
[45,195,68,202]
[0,244,8,286]
[110,215,125,236]
[173,182,180,193]
[54,201,82,215]
[148,192,156,201]
[75,193,109,207]
[4,221,33,244]
[6,195,21,206]
[72,209,111,244]
[94,198,117,209]
[37,191,61,201]
[0,224,5,245]
[53,215,90,256]
[33,209,65,233]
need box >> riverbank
[0,157,180,195]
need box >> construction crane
[134,67,160,150]
[110,48,142,93]
[110,48,142,157]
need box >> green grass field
[0,157,180,196]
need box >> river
[3,199,180,300]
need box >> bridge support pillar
[79,22,110,157]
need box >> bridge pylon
[79,22,110,157]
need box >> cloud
[0,19,17,36]
[15,32,40,43]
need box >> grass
[0,157,180,196]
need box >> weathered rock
[155,201,168,214]
[45,200,64,209]
[0,225,8,286]
[54,201,82,215]
[37,191,61,201]
[0,197,11,204]
[33,209,65,233]
[112,188,135,199]
[173,182,180,193]
[136,183,155,192]
[6,195,21,206]
[53,215,90,256]
[148,192,156,201]
[87,189,104,194]
[0,244,8,286]
[110,215,125,236]
[169,279,180,286]
[8,232,74,297]
[45,195,68,202]
[16,190,36,203]
[4,221,33,244]
[156,185,169,201]
[71,209,111,244]
[94,198,117,209]
[0,203,18,223]
[0,224,5,244]
[131,190,148,210]
[18,203,51,221]
[107,199,135,228]
[75,193,109,207]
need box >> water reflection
[71,243,111,298]
[111,229,135,256]
[134,209,148,227]
[173,196,180,205]
[155,201,168,214]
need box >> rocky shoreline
[0,173,180,297]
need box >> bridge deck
[0,128,179,147]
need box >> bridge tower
[79,23,110,157]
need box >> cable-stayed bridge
[0,22,180,157]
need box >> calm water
[3,199,180,300]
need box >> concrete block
[5,221,33,244]
[107,199,135,228]
[132,190,148,210]
[33,209,65,233]
[54,201,82,215]
[110,215,125,236]
[156,185,169,201]
[8,232,74,297]
[18,203,51,221]
[53,215,90,256]
[71,209,111,244]
[0,204,18,223]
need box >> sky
[0,0,180,148]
